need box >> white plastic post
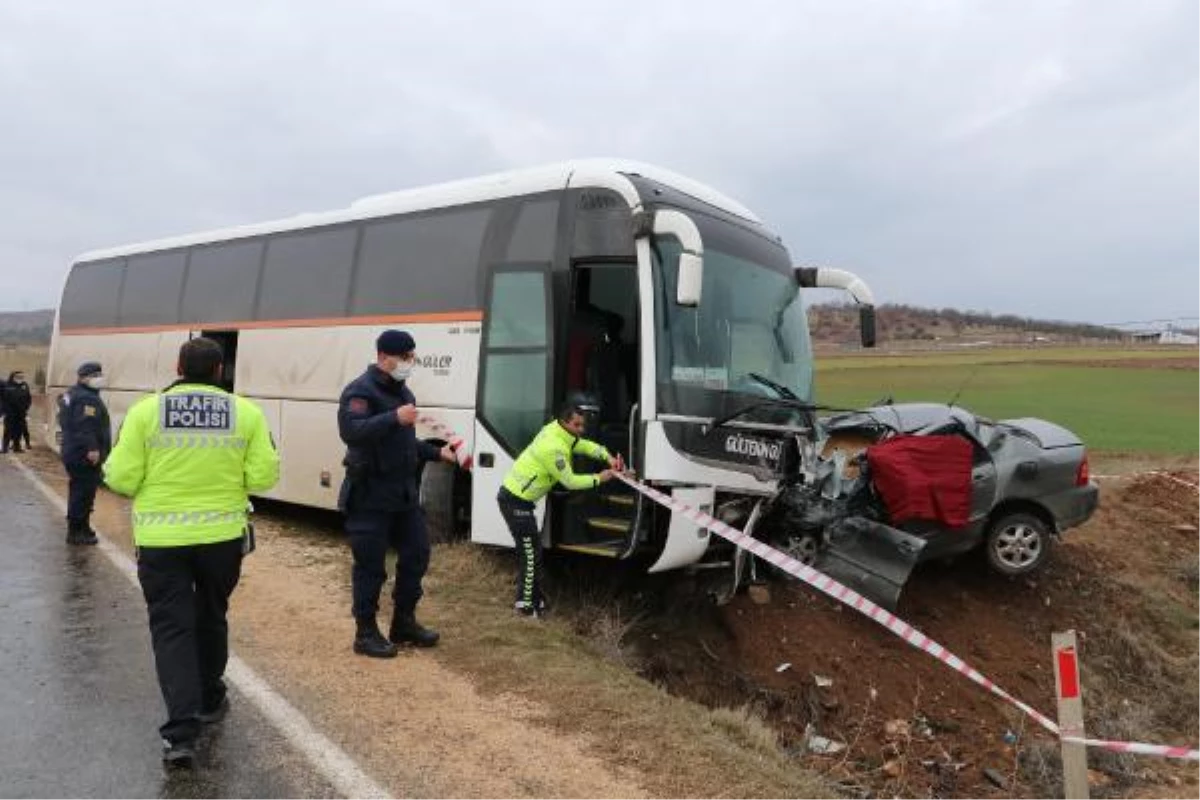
[1052,630,1089,799]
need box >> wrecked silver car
[752,402,1100,608]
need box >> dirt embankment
[633,468,1200,798]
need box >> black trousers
[345,506,429,620]
[2,414,27,450]
[497,488,543,607]
[137,538,243,745]
[65,463,102,525]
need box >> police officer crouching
[104,338,280,766]
[59,361,111,545]
[338,330,460,658]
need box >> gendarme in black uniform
[1,371,32,453]
[338,329,449,658]
[59,361,111,545]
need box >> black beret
[376,329,416,356]
[77,361,103,378]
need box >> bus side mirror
[649,209,704,307]
[860,306,877,348]
[676,252,703,307]
[794,266,877,348]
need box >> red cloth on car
[865,434,974,529]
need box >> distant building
[1130,330,1199,345]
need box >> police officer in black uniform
[2,370,33,453]
[0,374,8,451]
[59,361,111,545]
[338,330,459,658]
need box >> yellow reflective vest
[502,420,610,503]
[104,383,280,547]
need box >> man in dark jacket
[59,361,111,545]
[2,370,33,453]
[338,330,459,658]
[0,374,7,451]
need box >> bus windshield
[652,212,814,424]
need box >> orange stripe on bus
[58,311,484,335]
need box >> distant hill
[808,303,1126,347]
[0,309,53,345]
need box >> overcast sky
[0,1,1195,326]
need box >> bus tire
[421,460,463,543]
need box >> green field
[814,347,1199,455]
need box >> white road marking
[12,459,391,799]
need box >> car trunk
[999,418,1082,449]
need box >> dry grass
[0,345,48,384]
[707,705,781,757]
[1178,562,1200,595]
[426,542,831,798]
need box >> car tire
[985,512,1050,576]
[765,531,821,577]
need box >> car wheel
[767,531,821,575]
[985,512,1050,576]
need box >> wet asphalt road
[0,458,341,798]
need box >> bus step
[586,516,632,534]
[604,493,636,507]
[556,540,625,557]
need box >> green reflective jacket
[104,383,280,547]
[502,420,610,503]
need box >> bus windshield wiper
[710,397,821,431]
[747,372,800,401]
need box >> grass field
[6,342,1195,453]
[814,346,1198,455]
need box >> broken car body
[747,401,1100,608]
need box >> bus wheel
[421,460,467,543]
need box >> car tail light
[1075,453,1090,486]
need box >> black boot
[389,609,440,647]
[353,617,399,658]
[162,737,196,768]
[66,520,97,546]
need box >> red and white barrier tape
[1092,470,1198,490]
[408,410,1197,761]
[1158,474,1198,490]
[1067,737,1200,760]
[612,472,1200,762]
[417,414,473,470]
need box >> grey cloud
[0,0,1194,324]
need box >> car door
[967,435,998,537]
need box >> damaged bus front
[626,181,924,608]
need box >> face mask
[85,376,105,389]
[389,363,413,382]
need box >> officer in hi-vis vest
[497,396,623,618]
[104,337,279,768]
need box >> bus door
[553,263,642,558]
[470,264,554,547]
[192,329,239,392]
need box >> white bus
[47,159,875,589]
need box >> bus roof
[75,159,762,262]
